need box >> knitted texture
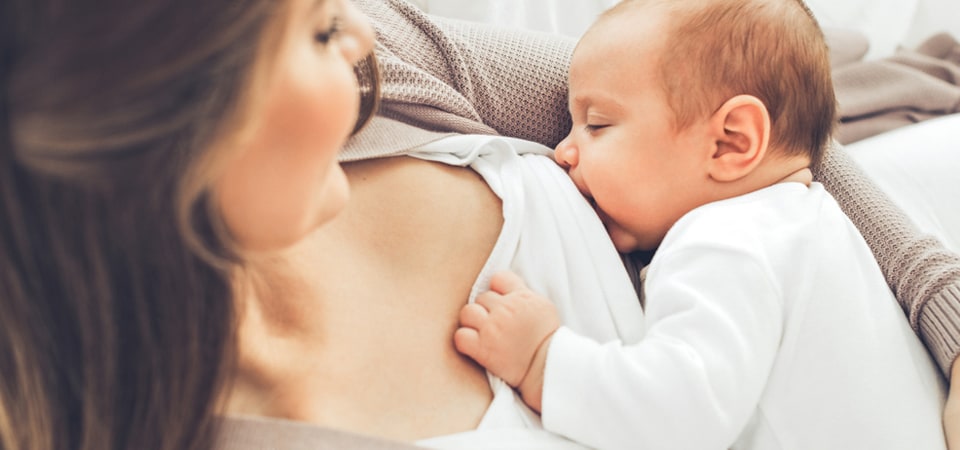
[344,0,574,161]
[834,32,960,144]
[349,0,960,378]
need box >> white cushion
[845,114,960,254]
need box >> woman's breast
[296,156,504,441]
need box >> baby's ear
[706,95,770,182]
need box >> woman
[1,0,376,448]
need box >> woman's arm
[352,0,575,151]
[814,143,960,378]
[819,147,960,448]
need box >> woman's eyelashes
[314,16,342,45]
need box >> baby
[455,0,947,448]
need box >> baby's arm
[454,271,559,412]
[461,254,780,449]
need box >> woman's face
[215,0,375,251]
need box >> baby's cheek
[607,223,641,253]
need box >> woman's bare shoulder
[332,156,502,277]
[263,156,501,440]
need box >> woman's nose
[342,2,377,64]
[554,138,579,169]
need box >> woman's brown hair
[0,1,378,449]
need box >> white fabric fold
[411,134,645,448]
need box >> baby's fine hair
[601,0,836,167]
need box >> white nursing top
[411,134,647,449]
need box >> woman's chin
[313,183,350,232]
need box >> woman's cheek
[274,53,358,230]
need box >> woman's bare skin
[226,156,504,442]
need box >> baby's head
[612,0,835,161]
[555,0,836,252]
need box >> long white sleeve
[540,182,946,450]
[543,242,783,450]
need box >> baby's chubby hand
[454,271,560,389]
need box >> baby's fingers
[475,290,505,312]
[459,303,489,329]
[489,271,528,294]
[454,327,484,362]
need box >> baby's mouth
[579,187,610,226]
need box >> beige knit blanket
[833,32,960,144]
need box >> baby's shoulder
[664,183,844,257]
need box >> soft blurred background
[407,0,960,59]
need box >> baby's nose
[554,139,579,169]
